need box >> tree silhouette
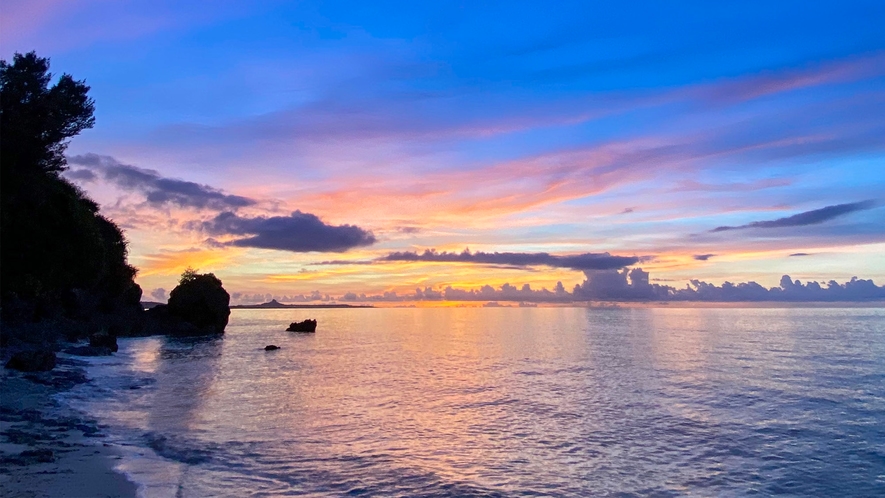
[1,52,139,322]
[0,52,95,179]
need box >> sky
[3,0,885,303]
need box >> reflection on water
[72,307,885,496]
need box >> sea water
[62,307,885,496]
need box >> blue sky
[3,0,884,302]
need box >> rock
[20,448,55,463]
[89,331,118,352]
[165,272,231,335]
[264,345,280,351]
[4,350,56,372]
[286,319,317,332]
[65,345,113,356]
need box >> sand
[0,358,138,498]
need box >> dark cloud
[197,211,376,253]
[789,252,811,257]
[64,168,97,182]
[68,153,256,210]
[693,254,715,261]
[711,201,877,232]
[314,259,376,265]
[381,249,639,271]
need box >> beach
[0,357,137,498]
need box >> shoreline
[0,357,138,498]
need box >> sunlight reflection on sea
[64,307,885,496]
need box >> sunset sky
[3,1,884,303]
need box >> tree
[0,52,95,181]
[1,52,139,319]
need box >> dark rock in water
[65,345,113,357]
[5,350,56,372]
[264,345,280,351]
[164,272,231,335]
[89,331,118,352]
[286,319,317,332]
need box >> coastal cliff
[1,53,229,366]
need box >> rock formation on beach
[4,350,57,372]
[145,269,231,336]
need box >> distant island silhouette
[230,299,373,309]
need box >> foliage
[0,52,139,320]
[0,52,95,177]
[179,267,201,285]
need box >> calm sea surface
[64,307,885,496]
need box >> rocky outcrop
[5,350,57,372]
[89,331,118,352]
[143,271,230,336]
[286,319,317,332]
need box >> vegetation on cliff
[1,52,141,342]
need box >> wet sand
[0,359,137,498]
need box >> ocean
[61,307,885,496]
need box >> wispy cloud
[380,249,639,271]
[68,154,256,210]
[711,201,877,232]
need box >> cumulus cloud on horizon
[67,153,256,210]
[318,271,885,304]
[198,210,376,253]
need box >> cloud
[197,211,376,253]
[693,254,715,261]
[68,153,256,210]
[149,288,166,302]
[336,282,570,303]
[789,252,811,257]
[711,201,877,232]
[380,249,639,271]
[572,268,885,302]
[230,291,331,305]
[314,259,376,266]
[63,168,97,182]
[324,270,885,303]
